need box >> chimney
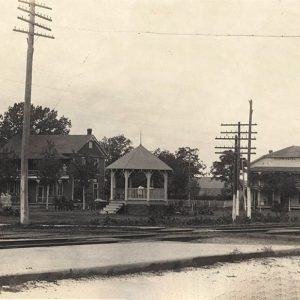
[87,128,92,135]
[269,150,273,154]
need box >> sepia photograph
[0,0,300,299]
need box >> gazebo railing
[128,188,147,199]
[113,188,166,201]
[127,188,165,200]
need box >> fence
[168,199,233,208]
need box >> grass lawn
[0,206,234,227]
[0,209,147,226]
[3,207,298,227]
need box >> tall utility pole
[247,100,253,219]
[13,0,54,224]
[187,152,192,208]
[236,122,241,217]
[215,110,257,221]
[232,135,238,220]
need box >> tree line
[0,102,234,200]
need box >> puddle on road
[1,256,300,299]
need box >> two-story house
[0,129,106,207]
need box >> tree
[37,140,62,209]
[211,151,247,198]
[69,152,98,210]
[211,151,234,197]
[101,134,133,199]
[153,149,177,196]
[101,134,133,166]
[0,102,71,146]
[175,147,206,199]
[154,147,206,199]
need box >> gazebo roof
[107,145,172,171]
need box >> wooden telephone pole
[247,100,254,219]
[13,0,54,224]
[215,104,257,221]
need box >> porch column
[246,188,252,218]
[36,180,40,203]
[236,190,240,217]
[145,171,152,203]
[232,193,236,221]
[124,170,130,202]
[163,171,168,202]
[110,170,115,201]
[71,178,74,201]
[258,189,261,207]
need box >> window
[95,158,100,169]
[266,191,273,206]
[57,181,63,196]
[93,183,98,199]
[38,186,44,199]
[49,184,55,197]
[89,141,93,149]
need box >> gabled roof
[266,146,300,158]
[250,146,300,172]
[197,177,225,189]
[0,134,106,159]
[251,145,300,165]
[107,145,172,171]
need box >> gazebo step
[100,202,124,215]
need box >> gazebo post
[110,170,115,201]
[124,170,130,203]
[163,171,168,202]
[145,171,152,203]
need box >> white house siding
[251,157,300,169]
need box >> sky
[1,0,300,169]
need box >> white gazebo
[106,145,172,205]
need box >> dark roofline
[251,167,300,173]
[0,134,107,159]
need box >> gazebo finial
[139,130,142,145]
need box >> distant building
[0,129,106,206]
[197,177,225,199]
[250,146,300,210]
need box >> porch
[250,186,300,211]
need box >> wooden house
[0,129,106,208]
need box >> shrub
[215,214,232,225]
[196,206,214,216]
[0,207,20,217]
[234,215,251,224]
[291,216,299,223]
[89,218,100,225]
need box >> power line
[53,26,300,38]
